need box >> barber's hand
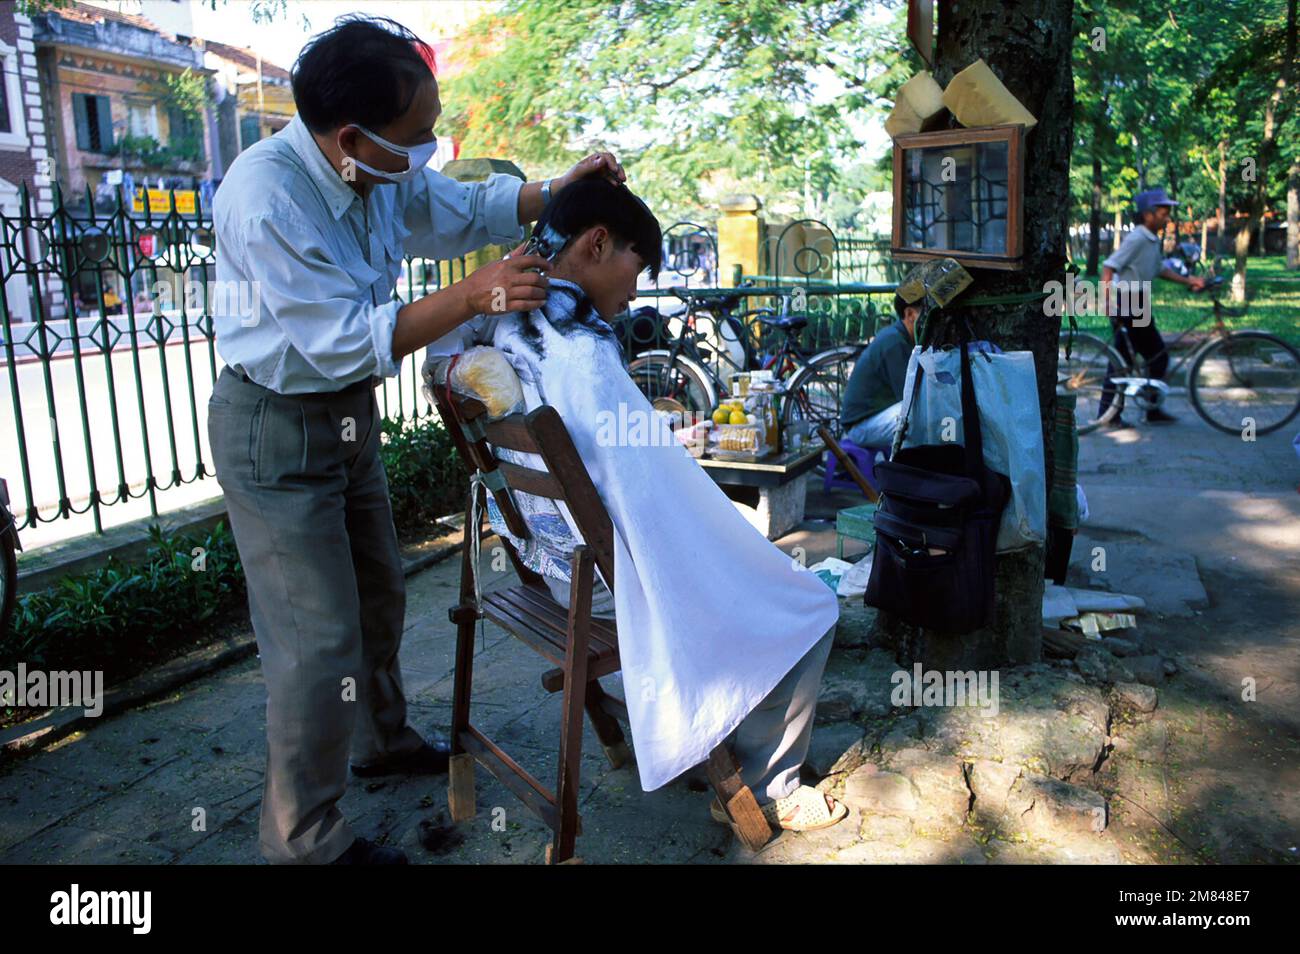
[461,242,551,315]
[1188,275,1207,292]
[557,151,627,190]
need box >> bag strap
[956,327,985,480]
[890,354,926,458]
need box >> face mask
[346,124,437,183]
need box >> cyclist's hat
[1135,188,1179,214]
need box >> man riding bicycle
[1099,187,1206,427]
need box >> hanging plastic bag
[897,343,1046,552]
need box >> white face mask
[346,124,437,183]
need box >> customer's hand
[557,151,627,190]
[461,242,551,315]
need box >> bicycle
[1058,274,1300,435]
[626,286,864,436]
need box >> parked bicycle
[626,286,864,436]
[1058,274,1300,435]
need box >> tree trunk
[1086,134,1102,276]
[1287,0,1300,269]
[1217,139,1228,258]
[1288,160,1300,270]
[1252,0,1294,267]
[1113,206,1123,252]
[1233,219,1251,303]
[1167,166,1180,252]
[1200,215,1209,262]
[879,0,1074,671]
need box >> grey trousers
[208,367,424,864]
[546,575,835,804]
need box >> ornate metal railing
[0,191,895,537]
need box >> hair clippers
[523,220,571,266]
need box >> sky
[85,0,490,72]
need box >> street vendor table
[696,442,823,540]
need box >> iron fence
[0,187,893,539]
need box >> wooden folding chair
[431,383,773,863]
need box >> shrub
[379,414,469,537]
[1,416,467,683]
[2,522,244,675]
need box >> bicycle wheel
[780,345,863,437]
[627,351,717,422]
[1188,331,1300,435]
[1058,330,1125,434]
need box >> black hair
[537,178,663,280]
[893,293,908,321]
[292,15,435,134]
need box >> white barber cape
[427,279,839,791]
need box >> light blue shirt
[212,113,525,394]
[1103,224,1163,285]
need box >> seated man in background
[839,293,919,449]
[424,178,846,834]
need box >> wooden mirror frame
[891,123,1026,271]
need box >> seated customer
[839,293,920,449]
[424,178,846,833]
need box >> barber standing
[208,15,624,865]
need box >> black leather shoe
[1144,407,1178,424]
[351,738,452,778]
[329,837,409,865]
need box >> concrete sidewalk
[0,416,1296,864]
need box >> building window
[73,93,114,153]
[239,114,262,150]
[0,73,10,135]
[0,41,29,149]
[126,101,159,140]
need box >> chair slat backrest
[430,385,617,593]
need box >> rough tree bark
[880,0,1074,671]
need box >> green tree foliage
[1072,0,1296,253]
[438,0,916,224]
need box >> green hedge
[2,415,470,681]
[3,522,245,675]
[380,414,469,536]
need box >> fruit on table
[728,409,747,425]
[712,407,732,425]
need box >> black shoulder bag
[864,336,1010,635]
